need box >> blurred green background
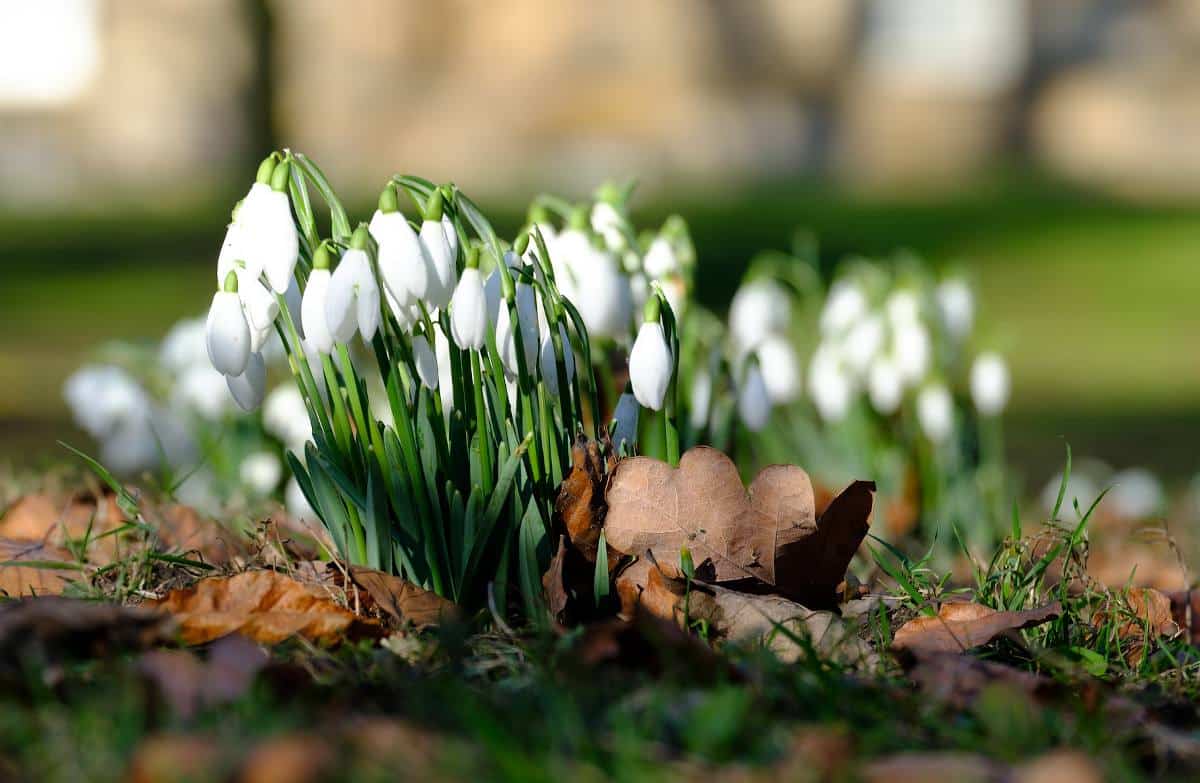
[2,1,1198,490]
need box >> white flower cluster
[726,279,803,431]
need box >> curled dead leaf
[554,436,616,564]
[891,601,1062,655]
[542,536,570,623]
[0,537,80,596]
[604,447,873,606]
[348,566,460,629]
[150,570,383,646]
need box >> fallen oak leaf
[0,537,80,596]
[149,570,383,646]
[153,504,250,566]
[0,491,127,564]
[348,566,460,629]
[1092,587,1178,665]
[891,601,1062,655]
[554,436,616,564]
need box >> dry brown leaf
[554,436,616,563]
[0,491,126,563]
[348,566,460,629]
[150,570,384,646]
[0,597,170,669]
[902,651,1054,710]
[861,752,1001,783]
[1014,750,1103,783]
[614,557,654,619]
[154,504,249,565]
[542,536,570,623]
[891,601,1062,655]
[605,448,874,609]
[0,537,80,596]
[138,634,268,720]
[1098,587,1177,640]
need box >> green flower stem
[272,293,333,447]
[664,377,680,467]
[470,351,494,496]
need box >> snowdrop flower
[326,226,380,344]
[1109,468,1165,520]
[970,352,1010,416]
[101,417,159,475]
[263,384,311,451]
[916,384,954,443]
[485,250,522,324]
[628,299,672,411]
[240,156,299,294]
[591,200,627,250]
[370,185,429,310]
[808,346,854,423]
[572,243,630,339]
[539,323,575,397]
[885,289,921,327]
[419,191,456,309]
[159,318,208,374]
[628,271,650,314]
[240,451,282,495]
[841,315,884,376]
[867,357,903,415]
[172,364,232,420]
[643,236,679,278]
[892,321,931,385]
[64,365,151,438]
[302,244,335,354]
[689,368,713,429]
[820,281,867,337]
[216,213,259,286]
[434,328,454,414]
[207,272,251,377]
[495,266,539,379]
[756,334,802,405]
[738,363,771,432]
[286,477,317,524]
[442,215,459,265]
[1040,472,1101,519]
[238,275,279,353]
[730,279,791,354]
[412,332,439,389]
[611,390,639,454]
[450,249,488,350]
[226,351,266,411]
[937,277,974,342]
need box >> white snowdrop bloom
[226,351,267,411]
[539,324,576,398]
[970,352,1011,416]
[301,267,335,354]
[419,203,456,309]
[370,207,428,309]
[841,315,885,376]
[238,274,280,354]
[63,365,151,438]
[885,289,921,327]
[172,364,232,421]
[442,215,459,264]
[689,368,713,429]
[412,333,439,390]
[1109,468,1166,520]
[240,451,282,496]
[892,321,931,385]
[629,321,672,411]
[738,364,772,432]
[867,357,904,415]
[495,275,539,379]
[611,391,639,454]
[285,477,318,524]
[216,217,259,285]
[240,179,300,294]
[572,246,630,339]
[263,384,311,451]
[591,201,627,250]
[1040,472,1101,520]
[628,271,650,314]
[159,318,208,374]
[434,327,454,414]
[550,228,588,294]
[206,282,251,377]
[325,241,380,345]
[643,237,680,278]
[916,384,954,443]
[484,251,522,324]
[936,278,974,341]
[101,417,159,475]
[450,267,488,350]
[808,346,854,423]
[729,279,791,354]
[820,281,868,337]
[756,334,802,405]
[382,287,418,333]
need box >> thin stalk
[471,351,495,495]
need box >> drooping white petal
[255,188,300,293]
[628,321,672,411]
[572,247,630,339]
[227,351,267,410]
[868,357,903,415]
[263,384,312,451]
[970,352,1010,416]
[730,279,791,354]
[206,290,251,376]
[216,219,261,285]
[172,363,232,420]
[842,315,884,377]
[302,269,335,354]
[591,202,626,250]
[442,215,459,264]
[756,335,802,405]
[484,251,522,324]
[240,451,282,495]
[937,278,974,341]
[495,279,539,379]
[885,289,921,327]
[917,384,954,443]
[539,323,575,397]
[64,364,152,438]
[372,209,428,308]
[808,345,854,423]
[434,327,454,414]
[688,368,712,430]
[893,321,931,385]
[420,219,456,309]
[450,267,488,350]
[159,318,208,374]
[238,274,280,353]
[738,365,771,432]
[643,237,679,278]
[412,333,438,389]
[820,281,868,337]
[325,249,378,344]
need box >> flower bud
[756,334,802,405]
[371,205,428,310]
[892,321,931,385]
[643,237,680,278]
[419,199,456,309]
[820,281,867,337]
[937,277,974,341]
[688,368,712,430]
[808,345,853,423]
[917,383,954,443]
[239,180,299,294]
[240,450,282,495]
[206,279,251,377]
[325,238,380,344]
[302,267,334,354]
[227,351,267,410]
[611,390,639,454]
[738,363,771,432]
[449,267,488,350]
[412,333,438,389]
[868,357,903,415]
[970,352,1010,416]
[730,279,790,354]
[628,320,672,411]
